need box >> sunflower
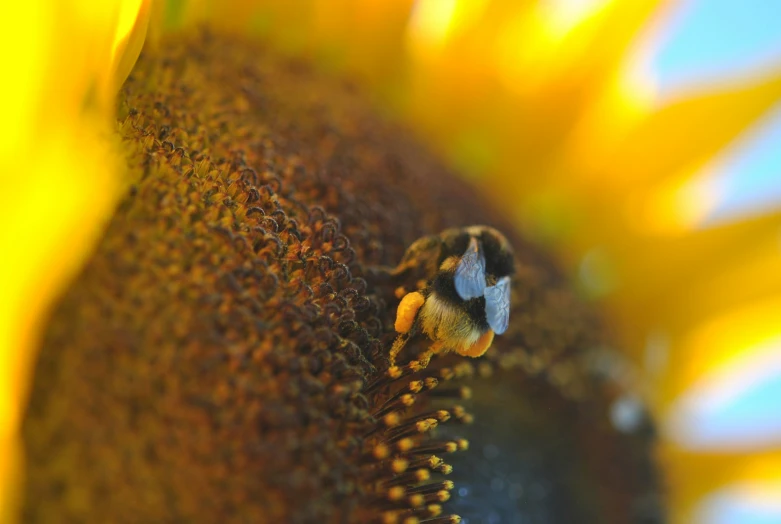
[4,1,779,523]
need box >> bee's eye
[484,276,511,334]
[454,237,486,300]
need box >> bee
[387,226,514,370]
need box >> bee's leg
[389,291,426,367]
[388,332,411,369]
[458,329,495,358]
[410,341,445,372]
[364,264,395,279]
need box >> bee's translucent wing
[454,237,486,300]
[484,276,511,334]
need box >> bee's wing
[484,276,511,334]
[454,237,486,300]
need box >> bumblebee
[387,226,514,369]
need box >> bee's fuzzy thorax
[431,271,490,331]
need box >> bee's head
[472,226,514,281]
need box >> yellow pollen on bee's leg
[394,292,425,334]
[394,286,407,299]
[458,330,495,358]
[389,292,426,367]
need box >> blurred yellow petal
[536,75,781,261]
[407,0,461,59]
[601,71,781,194]
[672,240,781,331]
[665,339,781,451]
[660,297,781,408]
[111,0,153,92]
[403,0,667,189]
[660,449,781,524]
[607,211,781,342]
[627,167,728,235]
[493,0,659,96]
[0,1,149,520]
[695,480,781,524]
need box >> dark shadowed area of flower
[22,31,664,523]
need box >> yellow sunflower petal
[399,1,670,235]
[493,0,662,96]
[662,296,781,407]
[0,1,149,520]
[695,480,781,524]
[110,0,153,93]
[600,70,781,194]
[661,448,781,524]
[605,211,781,344]
[540,73,781,252]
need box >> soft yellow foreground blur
[4,1,781,523]
[0,1,150,520]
